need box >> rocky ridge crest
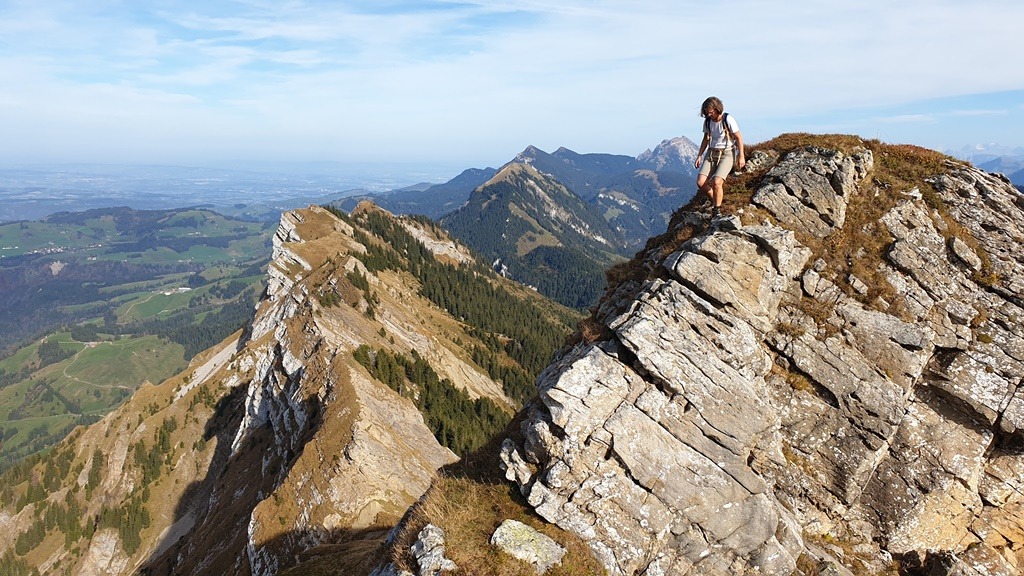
[1,202,566,576]
[500,138,1024,575]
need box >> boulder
[490,519,566,574]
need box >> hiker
[693,96,745,218]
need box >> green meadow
[0,206,272,471]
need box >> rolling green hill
[0,333,186,468]
[0,206,272,471]
[0,206,273,351]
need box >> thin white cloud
[2,0,1024,164]
[876,114,936,124]
[947,109,1007,117]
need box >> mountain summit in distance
[341,135,702,308]
[513,144,646,199]
[440,161,623,308]
[339,167,499,220]
[948,143,1024,185]
[637,136,701,173]
[340,134,700,229]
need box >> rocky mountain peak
[453,159,619,255]
[484,161,540,187]
[500,136,1024,575]
[637,135,701,173]
[514,145,545,164]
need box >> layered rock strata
[502,146,1024,575]
[146,206,462,575]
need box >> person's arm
[694,132,710,169]
[733,130,745,170]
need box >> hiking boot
[711,206,721,218]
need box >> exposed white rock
[78,530,130,576]
[637,136,700,173]
[752,146,873,237]
[409,524,457,576]
[505,145,1024,575]
[399,218,474,265]
[490,519,566,574]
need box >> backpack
[703,112,736,149]
[704,113,741,170]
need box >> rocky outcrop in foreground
[502,144,1024,575]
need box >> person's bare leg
[712,177,725,207]
[696,174,713,200]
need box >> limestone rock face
[409,524,458,576]
[141,205,483,576]
[503,146,1024,574]
[752,146,873,237]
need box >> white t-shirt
[706,114,740,150]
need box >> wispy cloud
[2,0,1024,165]
[875,109,1007,125]
[947,109,1008,117]
[876,114,936,124]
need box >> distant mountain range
[341,136,699,241]
[337,136,701,307]
[948,144,1024,185]
[348,167,499,219]
[513,139,700,247]
[440,163,624,308]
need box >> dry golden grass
[388,474,605,576]
[578,133,1001,340]
[379,412,605,576]
[787,371,815,394]
[576,315,614,345]
[279,529,393,576]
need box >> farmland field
[0,206,272,471]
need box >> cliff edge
[500,135,1024,575]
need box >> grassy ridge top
[590,134,972,336]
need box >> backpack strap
[704,113,735,148]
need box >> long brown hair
[700,96,724,117]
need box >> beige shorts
[699,148,734,181]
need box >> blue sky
[2,0,1023,173]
